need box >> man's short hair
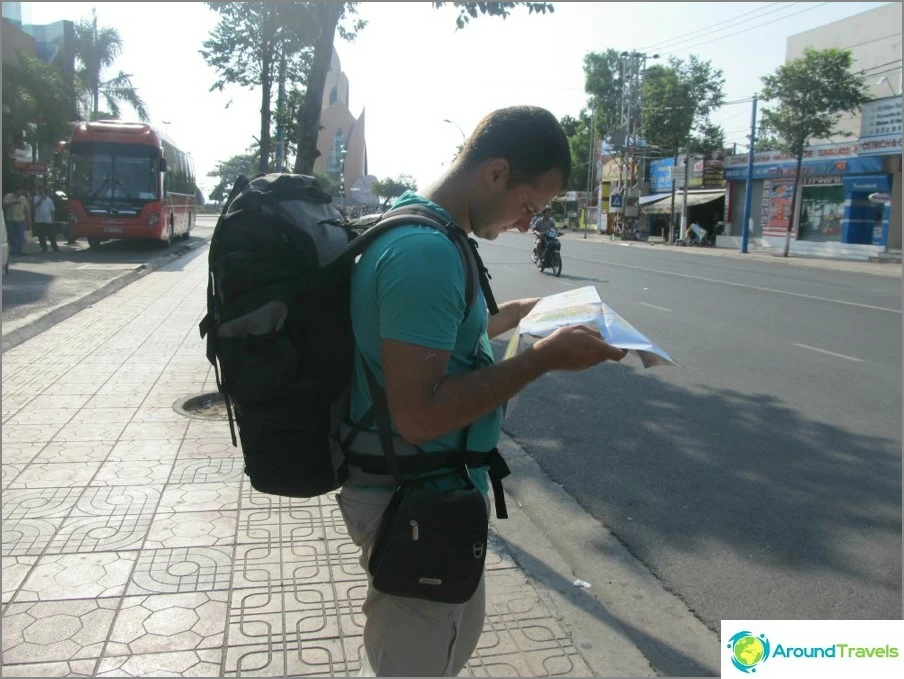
[456,106,571,189]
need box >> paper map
[504,286,675,369]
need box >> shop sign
[859,96,902,157]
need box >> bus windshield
[69,143,159,207]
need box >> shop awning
[638,194,671,207]
[643,190,724,214]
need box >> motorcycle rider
[532,206,556,262]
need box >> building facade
[771,2,902,251]
[313,48,378,205]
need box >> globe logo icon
[727,631,771,673]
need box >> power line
[647,3,801,54]
[840,33,902,52]
[661,3,830,57]
[638,3,786,51]
[856,59,902,76]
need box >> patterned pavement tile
[2,517,64,556]
[4,408,79,427]
[92,460,175,487]
[127,546,234,595]
[84,393,149,409]
[94,383,151,398]
[3,487,83,521]
[224,638,364,678]
[68,408,138,425]
[40,383,100,396]
[96,649,223,677]
[1,443,47,465]
[169,458,243,485]
[130,407,186,423]
[46,514,153,555]
[22,394,92,411]
[72,486,162,517]
[177,438,239,460]
[106,440,182,462]
[52,422,128,443]
[144,511,238,550]
[32,441,114,464]
[236,505,345,546]
[232,544,283,590]
[104,591,228,657]
[3,424,62,444]
[1,598,118,664]
[2,464,25,489]
[2,556,39,603]
[240,486,323,513]
[184,420,234,441]
[9,462,102,489]
[158,483,240,513]
[0,658,99,676]
[119,421,189,441]
[16,552,139,601]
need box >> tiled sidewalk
[2,248,594,677]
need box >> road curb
[1,237,210,353]
[494,433,720,677]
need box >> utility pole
[680,145,691,240]
[740,94,758,254]
[668,148,678,244]
[585,104,596,239]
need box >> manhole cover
[174,392,229,420]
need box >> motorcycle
[531,229,563,276]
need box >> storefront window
[798,184,845,242]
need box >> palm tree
[74,8,149,121]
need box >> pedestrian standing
[3,186,29,255]
[339,105,627,676]
[32,186,59,252]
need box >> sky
[24,1,893,198]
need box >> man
[32,186,59,252]
[531,205,556,262]
[338,105,626,676]
[3,186,30,256]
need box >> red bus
[65,121,197,248]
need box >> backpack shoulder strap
[335,205,480,311]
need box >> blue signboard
[650,158,675,193]
[724,155,884,180]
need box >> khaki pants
[336,486,486,677]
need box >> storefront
[857,96,902,250]
[723,141,890,246]
[647,155,726,237]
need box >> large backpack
[199,173,510,515]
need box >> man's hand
[487,297,540,339]
[533,325,627,371]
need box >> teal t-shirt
[348,191,500,493]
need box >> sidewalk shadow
[492,339,903,625]
[498,538,718,676]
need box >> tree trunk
[293,2,343,175]
[782,151,804,258]
[258,20,273,175]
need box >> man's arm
[486,298,539,339]
[381,325,626,445]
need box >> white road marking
[638,302,672,312]
[793,343,864,362]
[515,246,902,314]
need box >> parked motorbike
[531,229,563,276]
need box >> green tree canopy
[202,2,316,174]
[759,47,868,256]
[207,151,259,203]
[74,9,148,121]
[370,174,418,206]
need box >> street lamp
[443,118,466,148]
[875,75,901,97]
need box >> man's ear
[482,158,510,190]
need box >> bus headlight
[148,213,160,226]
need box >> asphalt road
[1,215,217,328]
[484,232,902,631]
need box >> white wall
[785,2,902,143]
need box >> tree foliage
[74,9,148,121]
[370,174,418,206]
[759,47,868,255]
[2,52,77,190]
[431,2,554,30]
[202,2,316,173]
[207,151,259,203]
[642,55,724,156]
[582,49,622,139]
